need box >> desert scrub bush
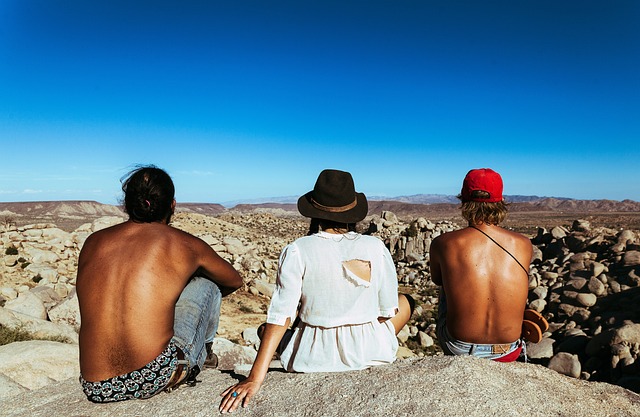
[239,305,253,313]
[4,245,18,255]
[0,324,73,346]
[237,302,255,314]
[0,215,16,229]
[32,274,43,283]
[405,220,420,238]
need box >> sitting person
[77,166,242,402]
[220,169,414,413]
[430,168,533,362]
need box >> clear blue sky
[1,0,638,205]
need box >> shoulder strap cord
[470,225,531,363]
[469,226,529,277]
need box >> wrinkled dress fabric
[266,231,399,372]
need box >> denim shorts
[436,290,522,360]
[172,276,222,372]
[438,324,522,359]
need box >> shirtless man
[430,168,532,362]
[77,166,242,402]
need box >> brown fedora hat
[297,169,368,223]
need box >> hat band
[310,197,358,213]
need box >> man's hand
[219,379,262,413]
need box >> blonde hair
[460,200,509,226]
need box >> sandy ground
[218,290,269,343]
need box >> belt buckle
[491,343,511,354]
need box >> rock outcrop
[1,356,639,417]
[0,340,79,398]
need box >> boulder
[418,331,434,347]
[576,293,597,308]
[0,307,79,343]
[550,226,567,240]
[4,291,47,320]
[587,277,606,297]
[571,220,591,232]
[211,338,258,371]
[548,352,581,378]
[617,230,636,245]
[0,373,27,399]
[526,338,555,359]
[2,356,639,416]
[610,323,640,346]
[0,287,18,300]
[528,298,547,312]
[0,340,79,391]
[23,248,59,264]
[250,279,275,298]
[242,327,261,349]
[223,237,250,256]
[47,291,81,331]
[623,251,640,267]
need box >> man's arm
[193,237,243,296]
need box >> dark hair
[120,165,175,223]
[307,219,357,235]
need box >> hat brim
[297,192,368,223]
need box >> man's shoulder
[496,227,532,244]
[83,221,129,242]
[433,228,468,244]
[165,225,209,246]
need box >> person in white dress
[220,169,414,413]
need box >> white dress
[266,231,399,372]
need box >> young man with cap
[430,168,532,362]
[220,169,414,413]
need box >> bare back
[430,224,532,344]
[76,220,241,381]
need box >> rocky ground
[3,355,640,417]
[1,202,640,405]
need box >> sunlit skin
[430,222,532,344]
[77,203,242,382]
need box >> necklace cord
[469,226,529,276]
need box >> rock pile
[367,214,640,392]
[366,211,459,353]
[1,210,639,401]
[169,211,308,298]
[528,220,640,391]
[0,218,125,327]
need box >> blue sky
[1,0,638,205]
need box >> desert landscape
[0,198,639,415]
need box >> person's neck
[128,217,171,225]
[468,222,497,229]
[323,227,349,234]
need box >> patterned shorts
[80,341,180,403]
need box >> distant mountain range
[221,194,583,207]
[369,194,573,204]
[1,195,638,218]
[1,197,638,232]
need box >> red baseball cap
[460,168,504,203]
